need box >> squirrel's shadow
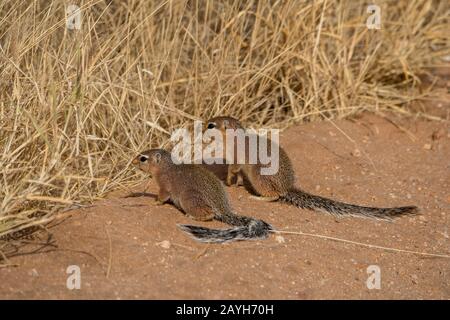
[124,192,157,199]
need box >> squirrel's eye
[139,156,148,162]
[207,123,215,129]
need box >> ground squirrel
[204,116,418,220]
[132,149,273,243]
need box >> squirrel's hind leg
[179,193,215,221]
[185,207,215,221]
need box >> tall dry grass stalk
[0,0,448,258]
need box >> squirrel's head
[205,116,243,133]
[132,149,172,174]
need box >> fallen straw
[272,230,450,259]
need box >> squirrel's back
[204,117,418,220]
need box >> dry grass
[0,0,448,258]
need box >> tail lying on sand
[178,217,273,243]
[280,188,418,220]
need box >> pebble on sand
[156,240,171,249]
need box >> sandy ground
[0,110,449,299]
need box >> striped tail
[178,218,273,243]
[280,188,418,220]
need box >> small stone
[156,240,171,249]
[352,149,361,157]
[418,216,427,222]
[275,235,285,244]
[423,143,432,150]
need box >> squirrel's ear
[153,152,162,164]
[223,119,229,129]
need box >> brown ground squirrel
[204,116,418,220]
[132,149,273,242]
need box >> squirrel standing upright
[132,149,273,243]
[204,116,418,220]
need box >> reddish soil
[1,110,449,299]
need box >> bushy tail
[178,213,273,243]
[280,188,418,220]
